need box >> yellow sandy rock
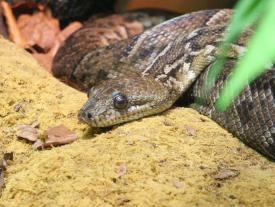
[0,37,274,207]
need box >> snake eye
[113,93,128,109]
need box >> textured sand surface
[0,37,274,207]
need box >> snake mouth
[78,110,141,127]
[78,102,173,128]
[78,105,151,127]
[81,113,141,127]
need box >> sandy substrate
[0,37,274,207]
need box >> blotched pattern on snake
[53,9,275,160]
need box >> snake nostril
[87,112,92,119]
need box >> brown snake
[53,9,275,160]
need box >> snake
[52,9,275,160]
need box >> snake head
[78,75,174,127]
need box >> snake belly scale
[53,9,275,160]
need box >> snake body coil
[53,9,275,160]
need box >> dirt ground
[0,37,274,207]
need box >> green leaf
[205,0,267,93]
[216,0,275,111]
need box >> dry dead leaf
[30,120,40,128]
[184,125,197,136]
[117,163,127,177]
[44,124,77,147]
[31,20,81,72]
[17,11,60,52]
[32,139,44,150]
[17,124,39,142]
[214,169,240,180]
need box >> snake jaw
[78,76,174,127]
[79,100,173,127]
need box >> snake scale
[53,9,275,160]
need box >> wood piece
[1,1,27,47]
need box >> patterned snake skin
[53,9,275,160]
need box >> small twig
[1,1,27,47]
